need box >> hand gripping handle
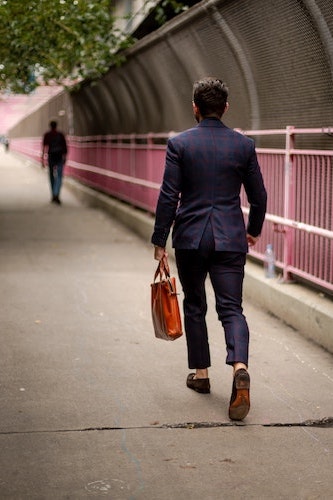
[154,255,170,282]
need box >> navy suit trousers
[175,221,249,368]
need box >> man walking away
[151,77,267,420]
[42,120,67,204]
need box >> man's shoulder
[169,123,255,148]
[170,125,200,142]
[43,131,52,143]
[223,127,255,147]
[172,124,252,139]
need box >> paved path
[0,150,332,499]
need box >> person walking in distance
[151,77,267,420]
[42,120,67,204]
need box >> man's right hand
[154,246,167,261]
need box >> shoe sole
[229,372,250,421]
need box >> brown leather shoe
[229,368,250,420]
[186,373,210,394]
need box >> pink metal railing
[238,126,333,291]
[9,127,333,293]
[65,134,171,213]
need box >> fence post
[283,126,295,282]
[147,133,154,210]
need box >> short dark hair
[193,77,228,118]
[50,120,57,129]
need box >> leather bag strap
[154,255,170,282]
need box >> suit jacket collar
[197,117,225,128]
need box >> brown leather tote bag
[151,257,183,341]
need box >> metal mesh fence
[9,0,333,151]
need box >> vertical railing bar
[147,133,154,211]
[316,155,321,228]
[304,155,310,275]
[310,155,315,277]
[327,155,333,284]
[130,134,136,203]
[283,126,295,282]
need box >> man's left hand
[247,234,259,247]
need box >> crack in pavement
[0,417,332,435]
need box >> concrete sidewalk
[0,150,332,499]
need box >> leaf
[0,0,133,93]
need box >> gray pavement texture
[0,149,332,500]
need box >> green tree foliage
[154,0,188,25]
[0,0,132,93]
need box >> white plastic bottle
[264,243,275,278]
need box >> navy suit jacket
[152,118,267,252]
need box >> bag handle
[153,256,178,296]
[154,255,170,281]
